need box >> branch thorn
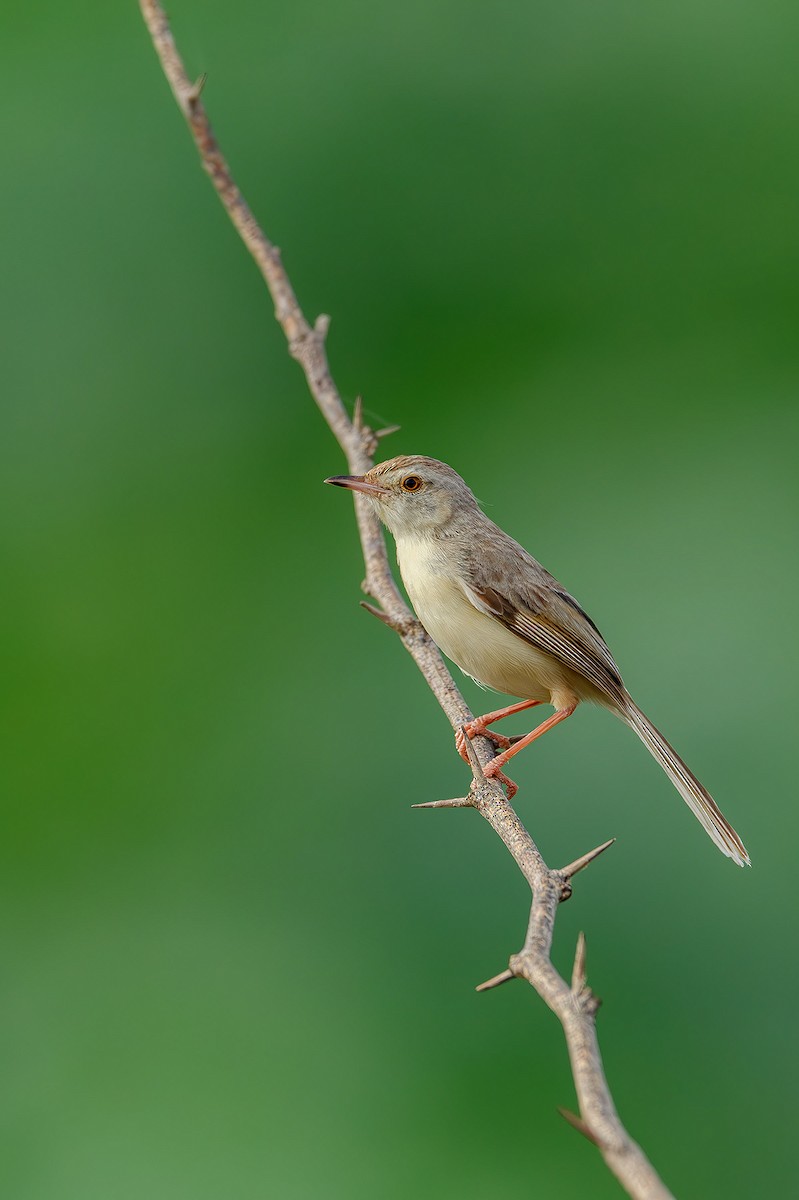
[186,72,207,104]
[475,968,515,992]
[460,725,486,784]
[560,838,616,880]
[375,423,401,441]
[314,312,331,339]
[571,931,587,993]
[411,796,473,809]
[353,394,363,430]
[360,600,394,626]
[557,1107,600,1146]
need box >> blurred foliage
[1,1,797,1196]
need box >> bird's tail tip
[622,698,751,868]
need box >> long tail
[620,697,750,867]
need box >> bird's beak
[325,474,390,496]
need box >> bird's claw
[455,723,512,757]
[455,727,518,799]
[482,758,518,799]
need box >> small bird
[326,455,749,867]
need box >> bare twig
[475,968,515,993]
[138,6,674,1196]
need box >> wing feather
[460,528,626,706]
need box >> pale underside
[397,534,615,713]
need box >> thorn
[475,968,515,993]
[571,932,587,994]
[557,1107,600,1146]
[460,725,486,783]
[360,600,394,626]
[314,313,331,339]
[353,395,363,430]
[411,796,473,809]
[375,423,401,440]
[559,838,616,880]
[186,72,207,103]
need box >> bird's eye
[401,475,423,493]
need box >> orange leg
[456,698,542,769]
[483,705,576,783]
[456,698,542,751]
[455,699,544,800]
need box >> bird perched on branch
[327,455,749,867]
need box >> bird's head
[325,455,479,539]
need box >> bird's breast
[396,536,558,703]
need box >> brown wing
[462,529,627,706]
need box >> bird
[326,455,750,867]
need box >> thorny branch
[138,5,675,1196]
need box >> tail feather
[621,698,750,867]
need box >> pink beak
[325,474,389,496]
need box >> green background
[2,2,797,1196]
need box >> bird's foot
[483,758,519,799]
[455,726,518,799]
[455,722,512,759]
[454,699,543,766]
